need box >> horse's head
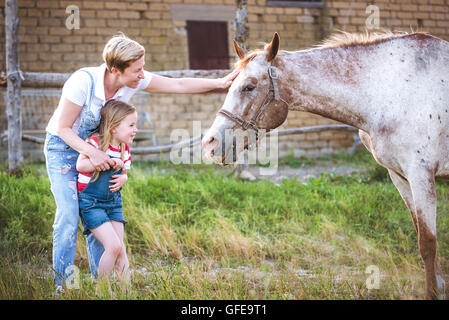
[202,33,289,165]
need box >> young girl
[76,100,137,283]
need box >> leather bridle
[217,60,289,136]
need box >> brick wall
[1,0,448,161]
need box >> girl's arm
[76,152,96,173]
[109,147,131,192]
[143,69,239,94]
[109,169,127,193]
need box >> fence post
[233,0,254,179]
[5,0,23,174]
[234,0,249,51]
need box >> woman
[44,33,238,293]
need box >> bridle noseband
[217,60,289,135]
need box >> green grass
[1,149,449,299]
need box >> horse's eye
[243,84,256,92]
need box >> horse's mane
[234,49,264,70]
[315,30,430,49]
[234,30,432,69]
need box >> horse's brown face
[202,33,289,165]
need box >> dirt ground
[140,154,369,184]
[233,160,367,183]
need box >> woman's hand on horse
[220,69,240,89]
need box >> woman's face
[117,56,145,88]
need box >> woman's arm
[143,69,239,94]
[56,98,94,155]
[56,98,114,171]
[76,153,96,173]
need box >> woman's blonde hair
[91,100,137,182]
[102,33,145,72]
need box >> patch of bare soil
[148,159,367,184]
[239,161,367,183]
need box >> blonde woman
[44,33,238,294]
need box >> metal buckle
[268,65,279,80]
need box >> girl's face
[117,56,145,88]
[112,111,138,145]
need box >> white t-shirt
[46,63,152,135]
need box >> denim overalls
[44,69,104,284]
[78,165,127,236]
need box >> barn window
[186,21,229,70]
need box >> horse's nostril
[211,149,215,156]
[202,136,215,148]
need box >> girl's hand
[109,173,127,192]
[219,69,240,89]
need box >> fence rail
[132,124,359,154]
[3,124,359,155]
[0,70,232,88]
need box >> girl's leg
[85,233,104,280]
[90,222,123,279]
[111,221,130,283]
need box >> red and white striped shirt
[77,135,132,192]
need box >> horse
[202,31,449,299]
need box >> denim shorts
[79,192,128,235]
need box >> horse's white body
[202,32,449,299]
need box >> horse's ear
[233,40,247,60]
[266,32,280,61]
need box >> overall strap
[79,69,95,109]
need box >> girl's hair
[91,100,137,182]
[103,32,145,73]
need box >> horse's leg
[360,130,444,299]
[388,169,446,299]
[407,169,441,299]
[387,169,418,232]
